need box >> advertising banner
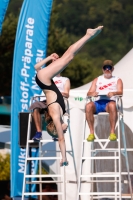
[11,0,53,197]
[0,0,10,34]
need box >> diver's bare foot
[62,123,68,132]
[86,26,103,39]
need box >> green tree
[49,0,133,87]
[47,1,71,56]
[6,0,23,16]
[0,153,10,180]
[0,13,18,95]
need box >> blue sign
[0,0,10,34]
[11,0,53,197]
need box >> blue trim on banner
[11,0,53,197]
[0,0,10,34]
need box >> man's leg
[32,108,42,140]
[33,108,42,132]
[85,102,96,141]
[106,101,117,140]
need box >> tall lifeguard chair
[21,96,77,200]
[77,95,133,200]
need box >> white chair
[77,95,133,200]
[22,95,76,200]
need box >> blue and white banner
[0,0,10,34]
[11,0,53,197]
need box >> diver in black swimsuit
[36,75,66,114]
[32,26,103,166]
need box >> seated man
[29,73,70,140]
[85,60,123,142]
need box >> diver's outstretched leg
[37,26,103,82]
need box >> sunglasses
[103,65,113,71]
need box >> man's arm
[87,78,98,97]
[107,79,123,98]
[61,79,71,98]
[34,53,59,72]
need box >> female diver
[32,26,103,166]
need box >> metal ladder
[22,97,76,200]
[77,96,133,200]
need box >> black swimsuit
[36,75,66,114]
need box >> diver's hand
[50,53,59,62]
